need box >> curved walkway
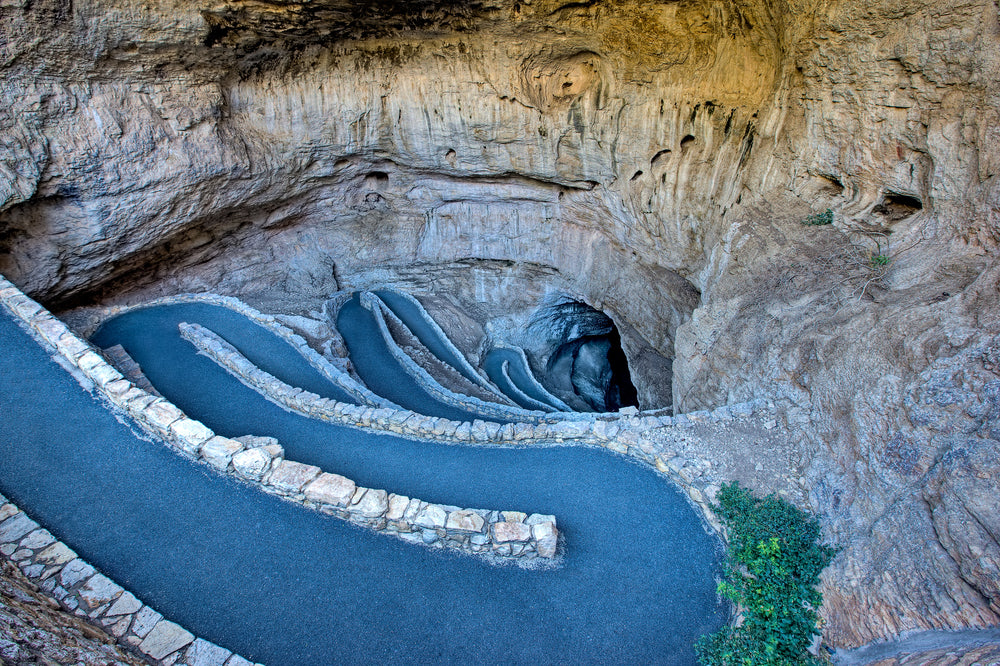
[2,299,725,665]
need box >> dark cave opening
[534,299,640,412]
[605,325,639,410]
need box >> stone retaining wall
[176,309,778,536]
[178,307,771,457]
[0,493,255,666]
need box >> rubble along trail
[1,303,725,665]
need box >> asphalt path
[1,303,725,665]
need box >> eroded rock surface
[1,0,998,650]
[0,561,145,665]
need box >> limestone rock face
[0,561,145,665]
[1,0,999,650]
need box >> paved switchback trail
[1,302,725,665]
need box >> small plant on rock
[801,209,834,226]
[696,482,838,666]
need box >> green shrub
[696,482,838,666]
[801,209,834,226]
[869,253,890,267]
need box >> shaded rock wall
[1,0,998,649]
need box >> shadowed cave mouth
[529,299,639,412]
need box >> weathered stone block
[75,350,105,372]
[304,473,356,507]
[21,564,43,578]
[145,399,185,430]
[78,573,124,610]
[414,504,448,529]
[183,638,232,666]
[86,362,124,387]
[531,522,558,558]
[131,606,163,638]
[0,513,38,543]
[104,378,133,397]
[352,488,389,518]
[402,500,424,523]
[492,521,532,543]
[59,558,95,588]
[267,460,321,494]
[105,614,133,638]
[231,447,273,481]
[169,418,215,453]
[470,420,490,441]
[56,332,89,359]
[0,513,38,544]
[9,297,42,319]
[138,620,195,660]
[525,513,556,526]
[605,438,628,454]
[446,509,486,533]
[105,590,142,617]
[386,494,410,520]
[34,316,68,345]
[200,437,244,470]
[36,541,75,569]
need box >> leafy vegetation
[696,482,838,666]
[801,209,834,226]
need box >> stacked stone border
[361,291,551,422]
[85,291,766,442]
[0,495,255,666]
[173,298,772,458]
[6,277,778,544]
[53,287,776,540]
[174,304,776,541]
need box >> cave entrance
[531,299,639,413]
